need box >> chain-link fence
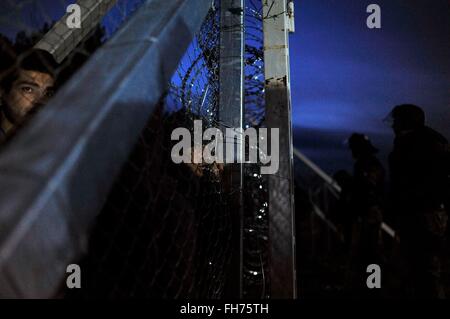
[0,0,277,298]
[69,3,238,298]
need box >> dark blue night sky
[1,0,448,173]
[291,0,450,173]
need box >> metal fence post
[218,0,245,298]
[263,0,296,298]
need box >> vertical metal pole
[219,0,244,298]
[263,0,296,298]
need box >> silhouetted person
[387,104,449,298]
[345,133,385,297]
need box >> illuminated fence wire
[166,5,220,125]
[242,0,270,299]
[244,0,265,127]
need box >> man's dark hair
[0,49,58,93]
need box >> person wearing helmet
[387,104,449,298]
[345,133,385,297]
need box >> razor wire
[162,0,270,298]
[163,0,270,299]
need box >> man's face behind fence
[2,69,55,123]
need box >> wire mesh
[0,0,273,299]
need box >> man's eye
[21,86,33,94]
[45,91,54,98]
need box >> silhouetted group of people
[337,104,449,298]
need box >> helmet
[385,104,425,132]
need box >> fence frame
[0,0,212,298]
